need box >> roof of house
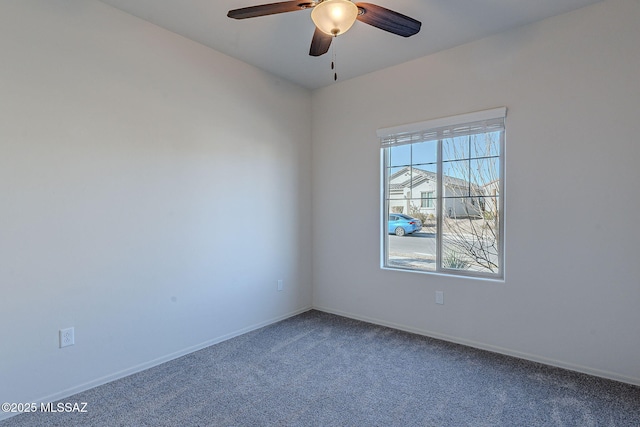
[388,166,480,192]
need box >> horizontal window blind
[377,107,506,147]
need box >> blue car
[388,214,422,236]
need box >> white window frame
[378,108,506,280]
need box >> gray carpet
[3,310,639,426]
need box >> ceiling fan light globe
[311,0,358,36]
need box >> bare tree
[440,132,501,273]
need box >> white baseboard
[312,305,640,387]
[0,306,312,422]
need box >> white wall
[311,0,640,385]
[0,0,312,410]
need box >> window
[420,191,435,208]
[379,108,505,279]
[426,191,434,208]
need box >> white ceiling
[97,0,601,90]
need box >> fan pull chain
[331,38,337,81]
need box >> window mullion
[498,129,506,277]
[436,138,443,272]
[382,147,390,268]
[467,135,472,197]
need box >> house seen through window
[379,108,505,279]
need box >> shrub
[483,211,496,221]
[408,205,428,224]
[443,252,470,270]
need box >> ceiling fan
[227,0,422,57]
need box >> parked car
[388,214,422,236]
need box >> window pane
[411,165,437,198]
[442,160,469,188]
[442,137,469,161]
[412,140,438,166]
[442,197,500,274]
[470,157,500,194]
[389,144,412,167]
[442,160,472,202]
[386,205,436,271]
[387,164,408,200]
[470,131,501,159]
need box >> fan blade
[309,27,332,57]
[228,1,315,19]
[355,3,421,37]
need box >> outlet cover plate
[60,327,75,348]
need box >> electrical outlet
[435,291,444,305]
[59,327,75,348]
[277,279,283,291]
